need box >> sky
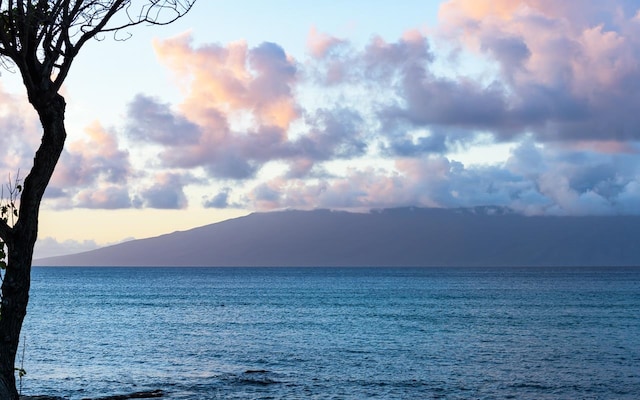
[1,1,640,258]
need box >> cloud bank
[7,0,640,217]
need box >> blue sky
[1,1,639,258]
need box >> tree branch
[0,1,196,92]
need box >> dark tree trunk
[0,93,66,400]
[0,241,33,400]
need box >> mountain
[35,207,640,267]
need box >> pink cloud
[52,121,130,188]
[558,140,638,154]
[118,3,640,216]
[125,36,371,180]
[307,25,347,58]
[75,186,132,209]
[47,121,132,209]
[393,0,640,144]
[153,34,299,131]
[141,35,312,178]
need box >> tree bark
[0,246,32,400]
[0,93,66,400]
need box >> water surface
[19,266,640,399]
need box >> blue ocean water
[18,266,640,399]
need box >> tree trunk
[0,241,33,400]
[0,93,67,400]
[0,377,13,399]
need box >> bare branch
[0,0,196,94]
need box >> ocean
[18,266,640,399]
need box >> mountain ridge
[35,207,640,267]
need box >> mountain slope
[35,207,640,267]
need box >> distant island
[35,207,640,267]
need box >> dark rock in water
[244,369,268,374]
[80,390,164,400]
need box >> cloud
[139,173,189,209]
[35,3,640,218]
[290,107,368,165]
[54,121,130,187]
[75,186,133,209]
[307,25,348,58]
[123,36,373,181]
[203,190,230,209]
[307,28,519,153]
[153,34,299,130]
[435,0,640,141]
[301,2,640,148]
[237,139,640,217]
[45,121,133,209]
[34,237,100,259]
[245,179,289,210]
[203,187,243,209]
[0,86,43,172]
[127,36,300,179]
[126,94,200,145]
